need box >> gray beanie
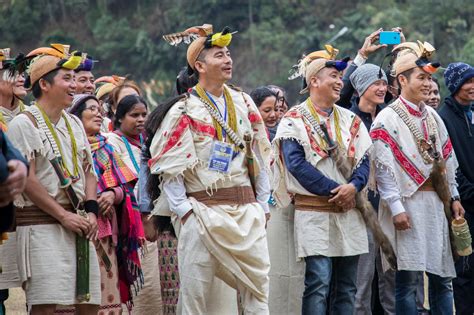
[350,64,387,96]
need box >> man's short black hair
[31,69,60,99]
[396,68,416,89]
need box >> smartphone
[379,31,401,45]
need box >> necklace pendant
[418,139,432,151]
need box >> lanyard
[205,91,228,140]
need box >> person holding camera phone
[338,27,405,109]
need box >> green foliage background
[1,0,472,105]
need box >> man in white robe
[149,24,272,314]
[272,45,372,314]
[7,48,101,315]
[370,41,464,314]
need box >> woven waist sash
[418,177,435,192]
[15,204,74,226]
[294,194,347,213]
[188,186,256,207]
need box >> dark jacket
[0,130,27,233]
[438,96,474,215]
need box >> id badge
[208,141,233,173]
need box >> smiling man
[74,56,95,95]
[370,42,463,314]
[272,46,372,314]
[6,49,101,315]
[151,25,272,314]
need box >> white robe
[371,98,457,277]
[272,101,372,258]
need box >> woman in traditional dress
[106,94,147,178]
[106,95,164,314]
[69,94,145,315]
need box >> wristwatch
[451,196,461,203]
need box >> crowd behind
[0,25,473,315]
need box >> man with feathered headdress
[370,41,465,313]
[149,24,272,314]
[74,56,96,95]
[6,44,101,314]
[272,45,372,314]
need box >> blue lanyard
[205,91,228,139]
[121,134,143,174]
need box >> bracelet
[450,196,461,204]
[84,200,99,217]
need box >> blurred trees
[0,0,472,104]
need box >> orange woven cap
[28,55,61,88]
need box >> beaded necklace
[195,84,238,143]
[36,105,79,179]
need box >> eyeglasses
[85,105,103,115]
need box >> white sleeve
[353,53,367,66]
[376,165,406,217]
[253,138,271,214]
[162,175,192,218]
[255,168,270,213]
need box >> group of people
[0,23,473,315]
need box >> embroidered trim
[304,124,328,158]
[442,138,453,160]
[347,116,362,158]
[370,128,426,185]
[400,97,423,117]
[389,101,438,164]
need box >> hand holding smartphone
[379,31,401,45]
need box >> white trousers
[177,214,268,315]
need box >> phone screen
[379,32,401,45]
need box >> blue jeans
[395,270,453,315]
[302,255,359,315]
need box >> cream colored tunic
[0,104,22,125]
[272,102,372,259]
[6,106,101,306]
[149,86,272,305]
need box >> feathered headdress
[391,40,439,76]
[163,24,213,46]
[0,48,10,69]
[0,49,31,82]
[289,45,340,81]
[163,24,236,72]
[75,56,98,72]
[289,45,349,94]
[24,43,86,89]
